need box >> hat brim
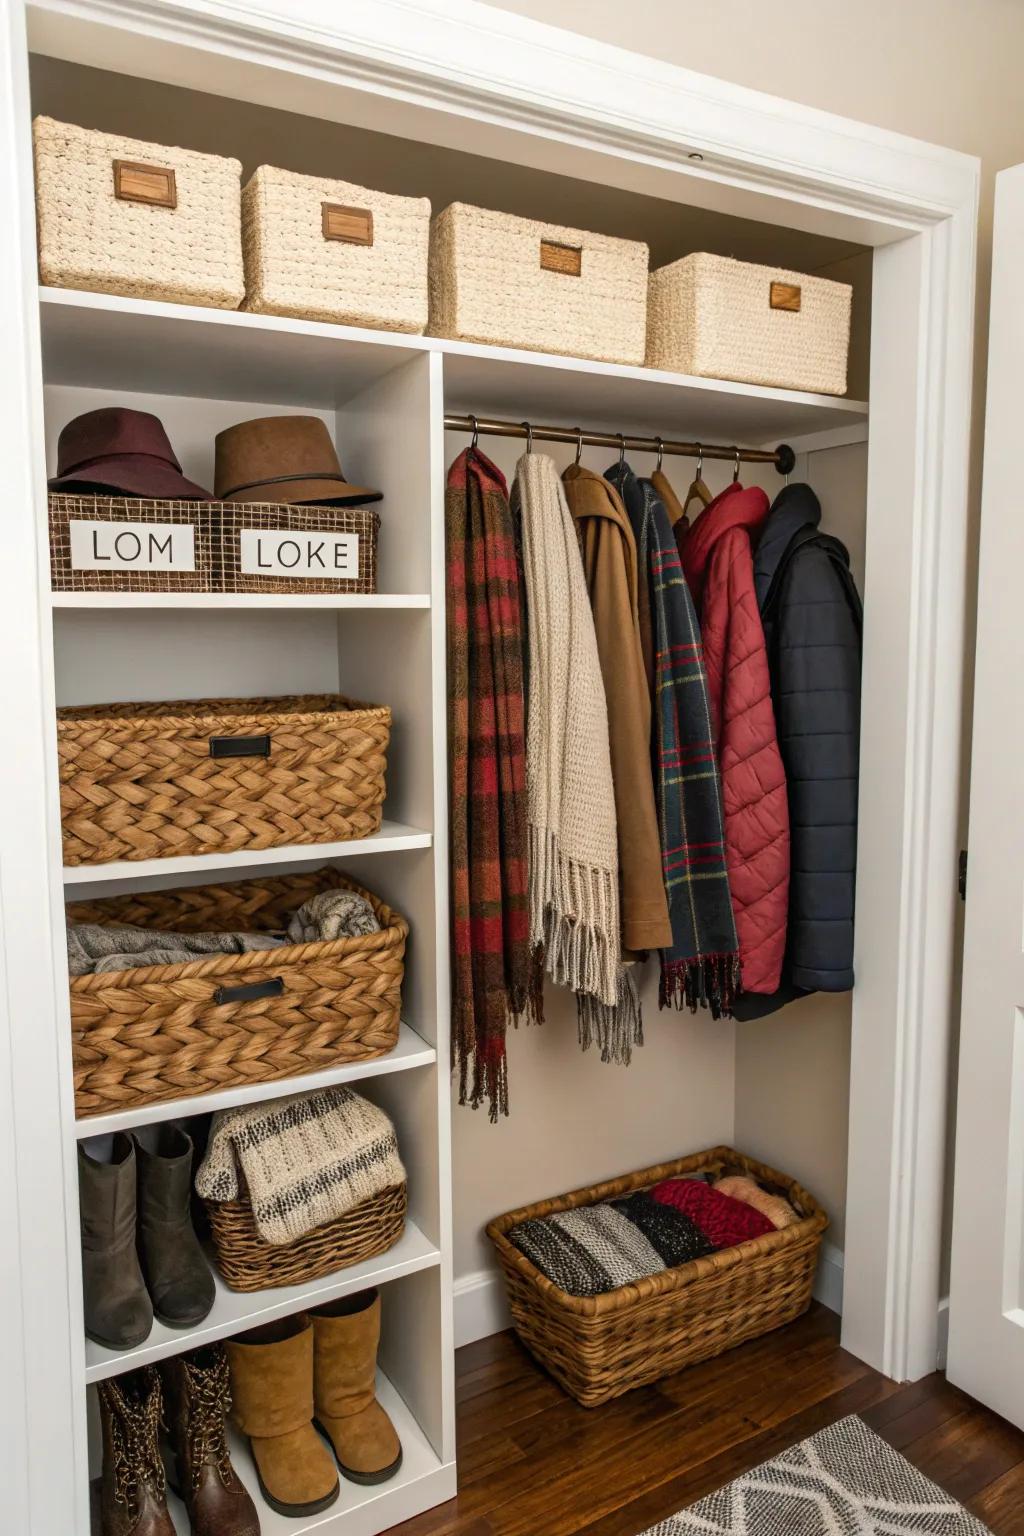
[221,476,383,507]
[48,455,213,502]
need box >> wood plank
[969,1459,1024,1534]
[902,1405,1024,1505]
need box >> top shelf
[39,288,868,442]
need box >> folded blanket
[285,889,380,945]
[650,1178,775,1248]
[195,1085,405,1246]
[510,1202,663,1296]
[612,1192,717,1267]
[713,1174,800,1230]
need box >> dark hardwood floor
[393,1304,1024,1536]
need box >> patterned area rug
[640,1415,992,1534]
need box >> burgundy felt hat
[49,407,213,500]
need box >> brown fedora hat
[49,407,213,500]
[214,416,381,506]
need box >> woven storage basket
[428,202,648,364]
[57,692,391,867]
[488,1146,828,1407]
[48,494,216,594]
[243,164,430,332]
[68,868,407,1118]
[646,253,852,395]
[206,1182,407,1292]
[33,116,244,309]
[218,499,379,594]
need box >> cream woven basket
[33,117,245,310]
[646,252,852,396]
[428,203,648,364]
[242,165,431,332]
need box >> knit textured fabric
[510,1202,663,1296]
[612,1191,717,1267]
[510,1216,613,1297]
[713,1175,800,1230]
[650,1178,774,1248]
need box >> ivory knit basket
[428,202,648,364]
[33,117,244,310]
[242,165,431,332]
[646,252,852,396]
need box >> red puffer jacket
[681,484,789,994]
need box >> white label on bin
[239,529,359,580]
[69,520,196,572]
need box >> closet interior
[27,42,871,1536]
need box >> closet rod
[444,413,797,475]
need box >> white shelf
[74,1021,437,1139]
[84,1219,441,1383]
[63,820,433,888]
[50,591,431,610]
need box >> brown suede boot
[97,1367,175,1536]
[161,1345,260,1536]
[79,1134,152,1350]
[311,1290,402,1484]
[135,1126,215,1330]
[226,1317,339,1518]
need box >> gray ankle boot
[135,1126,215,1329]
[79,1133,153,1350]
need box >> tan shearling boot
[311,1290,402,1484]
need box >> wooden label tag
[322,203,374,245]
[770,281,802,312]
[540,239,582,277]
[113,160,177,209]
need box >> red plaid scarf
[446,449,535,1118]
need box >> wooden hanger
[678,443,714,523]
[650,438,692,528]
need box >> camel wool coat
[562,463,672,953]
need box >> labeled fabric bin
[57,693,392,866]
[49,494,216,593]
[428,202,649,364]
[488,1146,827,1407]
[646,252,852,395]
[68,869,407,1119]
[33,116,245,309]
[242,164,431,331]
[219,499,379,593]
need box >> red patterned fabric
[649,1177,775,1248]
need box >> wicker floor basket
[206,1181,407,1292]
[57,693,391,866]
[488,1146,828,1407]
[68,869,407,1118]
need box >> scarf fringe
[529,824,620,1008]
[576,966,644,1065]
[660,953,741,1020]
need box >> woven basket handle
[208,733,271,759]
[113,159,177,210]
[214,977,284,1006]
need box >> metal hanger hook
[732,446,741,483]
[696,443,703,479]
[521,421,533,454]
[574,426,584,465]
[617,433,626,472]
[655,436,664,473]
[469,414,479,452]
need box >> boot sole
[313,1418,404,1485]
[153,1305,215,1330]
[84,1324,152,1350]
[254,1463,340,1520]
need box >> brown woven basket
[206,1181,407,1292]
[48,494,216,593]
[57,692,391,867]
[218,500,379,594]
[68,869,406,1118]
[487,1146,828,1407]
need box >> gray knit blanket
[67,888,379,976]
[195,1085,405,1246]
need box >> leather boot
[227,1316,339,1518]
[135,1126,214,1329]
[79,1134,152,1350]
[161,1345,260,1536]
[311,1290,402,1484]
[97,1367,175,1536]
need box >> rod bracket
[775,443,797,477]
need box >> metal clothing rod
[444,413,797,475]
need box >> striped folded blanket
[611,1192,716,1268]
[510,1203,667,1297]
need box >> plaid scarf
[446,449,535,1119]
[606,464,740,1015]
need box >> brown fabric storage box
[33,117,244,310]
[68,869,407,1119]
[428,202,648,364]
[646,253,852,395]
[206,1182,408,1292]
[218,500,379,594]
[57,693,391,867]
[488,1146,828,1407]
[48,494,216,594]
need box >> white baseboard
[813,1241,845,1315]
[936,1296,949,1370]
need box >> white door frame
[1,1,978,1526]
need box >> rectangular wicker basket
[428,202,648,364]
[646,253,852,395]
[57,692,391,867]
[218,499,379,594]
[243,164,431,332]
[48,494,216,594]
[487,1146,828,1407]
[33,116,245,310]
[68,869,407,1119]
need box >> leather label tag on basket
[322,203,374,245]
[68,519,196,571]
[540,239,583,276]
[770,281,802,312]
[239,528,359,580]
[113,159,178,209]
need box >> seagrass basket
[67,869,407,1118]
[206,1182,407,1291]
[487,1146,828,1407]
[57,692,391,867]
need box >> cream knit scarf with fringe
[514,452,639,1062]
